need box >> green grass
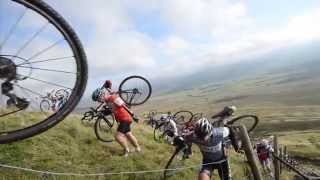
[0,113,302,180]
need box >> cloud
[9,0,320,86]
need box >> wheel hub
[0,55,17,80]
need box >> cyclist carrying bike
[175,118,236,180]
[44,89,66,112]
[256,139,274,176]
[92,80,141,157]
[159,114,179,140]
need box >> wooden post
[280,146,283,174]
[238,125,263,180]
[274,136,280,180]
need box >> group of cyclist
[45,90,67,112]
[90,80,274,180]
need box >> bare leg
[125,132,140,151]
[115,132,130,153]
[198,172,211,180]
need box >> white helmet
[261,139,269,146]
[195,118,213,139]
[160,114,168,121]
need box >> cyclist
[159,114,178,141]
[92,80,141,157]
[47,90,66,112]
[256,139,274,176]
[175,118,235,180]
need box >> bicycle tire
[81,111,95,122]
[173,110,193,125]
[191,112,203,122]
[118,75,152,106]
[163,146,187,179]
[0,0,87,143]
[227,115,259,133]
[39,99,51,112]
[94,115,115,143]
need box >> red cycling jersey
[104,94,132,123]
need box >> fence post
[238,125,263,180]
[274,136,280,180]
[280,145,283,174]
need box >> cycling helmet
[194,118,213,140]
[104,80,112,89]
[160,114,168,121]
[92,88,104,102]
[223,105,237,116]
[261,139,269,146]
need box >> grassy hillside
[0,112,306,180]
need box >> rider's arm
[169,119,179,137]
[222,127,230,138]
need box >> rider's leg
[126,131,141,152]
[115,132,130,155]
[217,160,232,180]
[198,172,211,180]
[117,121,140,152]
[199,162,213,180]
[115,121,131,156]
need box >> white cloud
[14,0,320,83]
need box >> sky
[2,0,320,96]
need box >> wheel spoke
[121,89,134,93]
[14,84,44,97]
[13,22,49,58]
[17,66,76,74]
[17,74,72,90]
[17,56,74,66]
[27,38,64,60]
[0,8,28,53]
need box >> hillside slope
[0,113,317,179]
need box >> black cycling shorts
[117,121,131,134]
[200,159,231,180]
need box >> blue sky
[2,0,320,95]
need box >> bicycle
[163,142,190,179]
[93,104,115,143]
[94,75,152,142]
[153,117,177,143]
[211,107,259,133]
[163,107,259,179]
[172,110,194,126]
[40,89,70,112]
[0,0,88,143]
[153,110,193,143]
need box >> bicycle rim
[0,0,87,143]
[173,110,193,125]
[118,75,152,106]
[228,115,259,133]
[94,116,114,143]
[164,147,186,179]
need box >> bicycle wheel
[163,146,187,179]
[173,111,193,125]
[81,110,95,122]
[94,115,115,143]
[118,75,152,106]
[0,0,87,143]
[227,115,259,133]
[39,99,51,112]
[192,113,203,122]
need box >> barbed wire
[0,159,227,177]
